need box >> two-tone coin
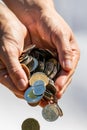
[42,104,59,122]
[24,86,43,105]
[22,118,40,130]
[33,80,46,96]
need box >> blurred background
[0,0,87,130]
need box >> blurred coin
[27,57,38,72]
[19,54,28,63]
[33,80,46,96]
[22,44,36,54]
[36,61,45,72]
[29,72,49,86]
[46,79,56,95]
[45,49,57,58]
[44,61,54,76]
[49,65,58,79]
[22,118,40,130]
[21,64,30,79]
[24,86,43,104]
[43,90,54,101]
[42,104,59,122]
[30,49,40,60]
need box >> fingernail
[64,60,72,70]
[17,79,27,90]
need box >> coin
[22,118,40,130]
[33,80,46,96]
[19,54,28,63]
[42,104,59,122]
[45,49,57,58]
[24,86,43,104]
[29,72,49,86]
[44,61,54,76]
[43,90,54,101]
[36,61,45,72]
[21,64,30,79]
[26,56,38,73]
[46,79,56,95]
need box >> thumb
[57,38,73,71]
[4,54,29,91]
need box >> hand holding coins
[19,45,63,121]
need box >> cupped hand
[11,2,80,99]
[0,4,30,98]
[2,0,80,100]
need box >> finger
[56,77,72,99]
[0,69,24,98]
[55,69,72,91]
[1,49,29,91]
[51,30,73,71]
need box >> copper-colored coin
[21,64,30,79]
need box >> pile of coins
[19,45,63,122]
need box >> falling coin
[22,118,40,130]
[29,72,49,86]
[42,104,59,122]
[33,80,46,96]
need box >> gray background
[0,0,87,130]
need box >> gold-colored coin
[29,72,49,86]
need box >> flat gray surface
[0,33,87,130]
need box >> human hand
[3,0,80,99]
[0,3,30,98]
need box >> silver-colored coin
[46,79,56,95]
[42,104,59,122]
[36,61,45,72]
[49,65,58,79]
[43,90,54,101]
[44,61,54,76]
[33,80,46,96]
[27,56,38,72]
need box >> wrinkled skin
[0,1,80,104]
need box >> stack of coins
[19,45,63,121]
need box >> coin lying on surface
[22,118,40,130]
